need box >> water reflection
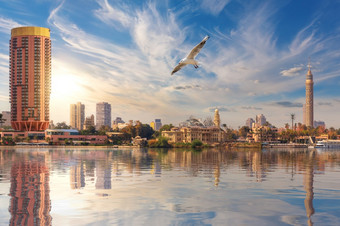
[1,147,340,225]
[304,151,315,226]
[9,152,51,225]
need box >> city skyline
[1,1,340,128]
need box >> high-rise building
[305,64,314,127]
[83,114,95,130]
[256,114,266,126]
[9,27,51,131]
[154,119,162,131]
[96,102,111,129]
[70,102,85,130]
[1,111,11,127]
[214,109,220,128]
[246,118,255,128]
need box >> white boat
[315,140,340,149]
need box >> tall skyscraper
[305,63,314,127]
[214,108,220,128]
[154,119,162,131]
[96,102,111,129]
[70,102,85,130]
[9,27,51,131]
[256,114,266,126]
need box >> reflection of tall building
[9,27,51,131]
[70,163,85,189]
[95,164,111,189]
[9,160,51,225]
[304,152,315,226]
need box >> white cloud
[280,66,304,77]
[200,0,230,16]
[0,17,23,33]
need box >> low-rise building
[162,126,226,144]
[45,129,107,145]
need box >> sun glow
[51,73,83,101]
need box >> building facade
[70,102,85,130]
[1,111,11,127]
[96,102,111,129]
[256,114,266,126]
[305,65,314,127]
[83,114,95,130]
[9,27,51,131]
[162,126,226,144]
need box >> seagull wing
[171,62,186,75]
[186,35,209,59]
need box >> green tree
[149,136,172,148]
[238,126,250,138]
[159,124,174,132]
[55,122,71,129]
[191,139,203,148]
[98,125,111,135]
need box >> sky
[0,0,340,129]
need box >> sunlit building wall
[70,102,85,130]
[96,102,111,129]
[9,27,51,131]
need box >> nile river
[0,147,340,225]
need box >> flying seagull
[171,35,210,75]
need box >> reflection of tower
[95,163,111,189]
[305,62,314,127]
[214,109,220,128]
[214,164,220,187]
[304,151,315,226]
[9,160,51,225]
[70,162,85,189]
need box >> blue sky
[0,0,340,128]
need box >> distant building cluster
[1,26,336,147]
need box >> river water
[0,147,339,225]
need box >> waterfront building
[256,114,266,126]
[250,126,278,142]
[70,102,85,130]
[305,63,314,127]
[246,118,255,129]
[9,27,51,131]
[45,129,107,145]
[162,126,226,144]
[96,102,111,129]
[83,114,95,130]
[214,109,220,128]
[1,111,11,127]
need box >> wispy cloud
[200,0,230,16]
[280,66,304,77]
[241,106,263,110]
[0,16,23,33]
[272,101,303,108]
